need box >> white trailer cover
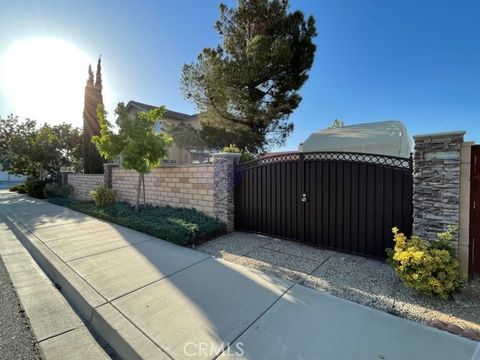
[301,121,412,158]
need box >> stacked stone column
[412,131,465,249]
[213,153,241,232]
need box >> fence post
[103,163,119,189]
[412,131,465,252]
[213,153,241,232]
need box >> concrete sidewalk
[1,191,479,360]
[0,221,111,359]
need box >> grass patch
[48,198,226,246]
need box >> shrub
[24,179,46,199]
[44,183,73,198]
[222,144,255,162]
[90,185,117,208]
[222,144,241,153]
[10,184,27,193]
[387,226,462,299]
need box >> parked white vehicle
[300,120,413,158]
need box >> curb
[0,219,110,359]
[0,201,169,360]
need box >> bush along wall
[387,226,462,299]
[24,179,46,199]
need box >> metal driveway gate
[234,152,413,258]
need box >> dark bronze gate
[470,145,480,275]
[234,151,413,258]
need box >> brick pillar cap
[103,163,119,167]
[413,131,466,140]
[213,153,241,159]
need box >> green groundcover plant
[49,198,226,246]
[44,183,73,198]
[387,225,462,299]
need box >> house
[299,120,413,158]
[124,100,213,164]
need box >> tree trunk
[38,164,44,180]
[135,173,141,212]
[142,174,146,206]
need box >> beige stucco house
[124,100,212,165]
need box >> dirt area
[197,232,480,335]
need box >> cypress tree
[83,57,105,173]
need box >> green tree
[93,103,173,211]
[182,0,317,153]
[0,115,37,175]
[329,118,344,128]
[1,115,83,179]
[30,125,62,179]
[53,123,84,173]
[10,124,60,180]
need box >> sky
[0,0,479,151]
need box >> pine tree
[182,0,317,153]
[83,57,105,174]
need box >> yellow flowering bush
[387,226,461,299]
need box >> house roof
[126,100,198,121]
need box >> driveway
[1,191,479,360]
[197,232,480,335]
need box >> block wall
[67,174,104,200]
[112,165,214,215]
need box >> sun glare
[0,37,96,128]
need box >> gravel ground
[198,232,480,335]
[0,254,41,360]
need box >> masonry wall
[67,174,104,200]
[112,165,214,216]
[412,131,465,250]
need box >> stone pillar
[213,153,241,232]
[103,163,119,188]
[60,172,70,185]
[412,131,465,250]
[459,142,473,275]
